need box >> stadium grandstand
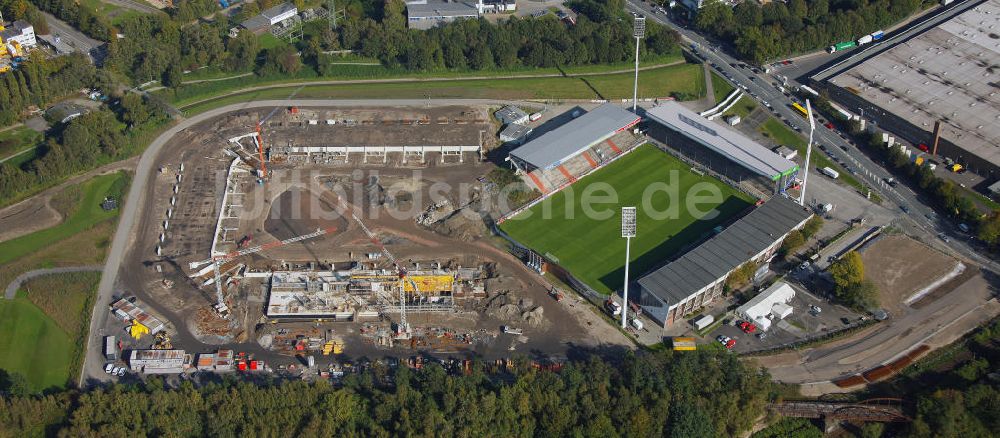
[506,104,641,194]
[645,102,798,193]
[635,196,812,328]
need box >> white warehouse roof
[736,281,795,327]
[508,104,640,171]
[646,102,798,181]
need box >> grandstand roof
[645,103,798,180]
[508,104,640,171]
[637,196,812,310]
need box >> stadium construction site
[111,103,646,371]
[105,99,820,377]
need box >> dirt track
[0,157,139,243]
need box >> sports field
[501,145,753,294]
[0,292,75,391]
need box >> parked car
[104,363,114,374]
[756,332,767,340]
[825,122,835,129]
[938,233,951,243]
[739,321,757,333]
[798,261,810,270]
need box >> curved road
[6,266,103,299]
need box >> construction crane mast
[192,227,338,316]
[331,193,414,337]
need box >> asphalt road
[79,98,602,386]
[5,266,103,299]
[627,0,998,271]
[627,0,1000,386]
[40,12,105,64]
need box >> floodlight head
[633,14,646,39]
[622,207,637,238]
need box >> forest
[691,0,927,63]
[1,349,775,437]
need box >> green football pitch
[500,145,753,295]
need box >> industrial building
[507,104,640,172]
[645,103,798,190]
[195,350,236,372]
[735,281,796,331]
[241,3,299,34]
[0,20,36,49]
[499,123,532,144]
[263,266,485,320]
[128,349,188,374]
[110,298,166,334]
[824,1,1000,175]
[636,196,813,328]
[495,105,529,126]
[406,1,480,30]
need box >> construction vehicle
[152,332,173,349]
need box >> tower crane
[191,227,338,316]
[331,193,415,338]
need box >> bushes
[829,251,879,310]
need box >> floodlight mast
[799,99,816,206]
[632,14,646,112]
[621,207,637,329]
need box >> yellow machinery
[402,275,454,294]
[129,320,150,339]
[321,340,344,355]
[951,163,964,172]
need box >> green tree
[162,63,184,88]
[829,251,864,287]
[780,230,806,257]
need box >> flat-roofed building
[129,349,187,374]
[636,197,812,327]
[407,1,479,30]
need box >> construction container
[307,355,316,368]
[156,245,162,256]
[163,220,169,230]
[672,337,696,351]
[179,163,185,172]
[105,336,118,360]
[170,196,176,206]
[159,233,165,242]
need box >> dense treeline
[0,349,774,436]
[0,95,165,202]
[0,0,49,34]
[34,0,678,86]
[692,0,927,63]
[0,53,98,126]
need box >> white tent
[753,315,772,331]
[771,302,793,320]
[736,282,796,330]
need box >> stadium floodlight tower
[798,99,816,206]
[621,207,637,329]
[632,14,646,112]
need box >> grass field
[0,292,75,392]
[0,171,129,265]
[0,126,42,162]
[710,71,735,103]
[501,145,753,294]
[722,96,758,120]
[175,61,704,115]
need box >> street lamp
[632,14,646,112]
[799,99,816,206]
[621,207,637,329]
